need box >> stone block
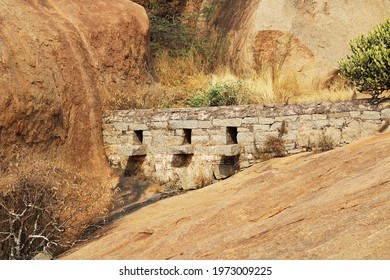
[381,108,390,118]
[237,132,254,143]
[207,128,227,135]
[275,115,298,122]
[199,155,216,161]
[214,164,236,180]
[118,145,147,156]
[151,121,168,129]
[161,136,184,146]
[143,136,152,145]
[296,127,322,148]
[169,145,194,155]
[270,122,282,131]
[209,144,241,156]
[242,117,259,124]
[120,134,134,144]
[129,123,148,130]
[341,120,378,143]
[312,114,327,120]
[284,143,296,151]
[210,135,227,145]
[255,131,279,145]
[212,118,242,127]
[324,127,342,145]
[361,111,381,120]
[328,112,350,118]
[254,124,270,131]
[103,136,120,145]
[341,120,360,144]
[239,161,251,169]
[349,111,361,118]
[307,120,329,128]
[192,135,209,144]
[329,118,346,128]
[299,115,312,121]
[258,117,275,125]
[243,145,257,154]
[168,120,199,129]
[238,127,250,132]
[283,130,297,141]
[191,129,205,136]
[198,121,213,128]
[113,122,128,131]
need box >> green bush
[187,81,244,107]
[339,19,390,98]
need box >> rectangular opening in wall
[183,129,192,144]
[134,130,143,144]
[226,127,238,144]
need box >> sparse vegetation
[105,1,358,110]
[188,81,246,107]
[339,19,390,99]
[315,134,335,153]
[0,150,112,259]
[193,170,214,189]
[263,135,286,158]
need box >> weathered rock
[60,133,390,260]
[213,164,236,180]
[118,145,147,157]
[169,145,194,155]
[206,0,390,87]
[209,144,241,156]
[0,0,153,174]
[32,250,52,261]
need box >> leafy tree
[339,19,390,99]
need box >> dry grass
[107,51,379,110]
[315,134,335,153]
[0,148,113,258]
[193,169,214,188]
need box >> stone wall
[103,100,390,190]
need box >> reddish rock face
[0,0,153,173]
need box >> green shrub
[187,81,244,107]
[339,19,390,98]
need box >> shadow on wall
[113,155,162,206]
[214,155,240,180]
[171,154,193,168]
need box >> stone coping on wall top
[104,99,390,123]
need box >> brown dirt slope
[60,133,390,260]
[0,0,153,174]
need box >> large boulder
[206,0,390,87]
[0,0,153,174]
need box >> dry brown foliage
[315,134,335,153]
[0,149,112,259]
